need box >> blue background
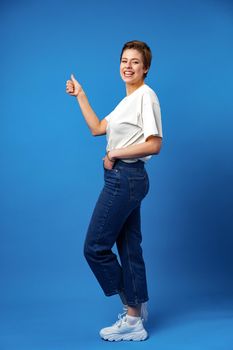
[1,0,233,349]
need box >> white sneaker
[99,312,148,341]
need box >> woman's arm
[76,91,107,136]
[108,136,162,161]
[66,74,107,136]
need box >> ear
[143,67,149,74]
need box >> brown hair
[120,40,152,78]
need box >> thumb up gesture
[66,74,83,97]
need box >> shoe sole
[100,330,148,342]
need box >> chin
[121,76,136,84]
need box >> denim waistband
[114,159,145,169]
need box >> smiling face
[120,49,148,86]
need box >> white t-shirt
[105,84,163,163]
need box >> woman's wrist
[107,150,117,162]
[76,89,85,98]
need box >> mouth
[123,71,134,78]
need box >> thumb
[71,73,76,82]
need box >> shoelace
[115,311,127,328]
[115,302,148,328]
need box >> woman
[66,40,163,341]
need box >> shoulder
[141,85,160,105]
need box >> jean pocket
[104,167,120,174]
[128,173,149,202]
[103,161,120,174]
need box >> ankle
[127,304,141,317]
[126,314,140,325]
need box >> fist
[103,153,115,170]
[66,74,83,97]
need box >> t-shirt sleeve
[105,111,112,122]
[141,92,163,140]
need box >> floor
[1,294,233,350]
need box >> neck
[126,81,145,96]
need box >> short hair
[120,40,152,78]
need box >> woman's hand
[103,152,115,170]
[66,74,83,97]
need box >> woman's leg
[116,204,149,308]
[83,168,134,297]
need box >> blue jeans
[84,160,149,306]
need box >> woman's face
[120,49,148,85]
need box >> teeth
[124,72,134,76]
